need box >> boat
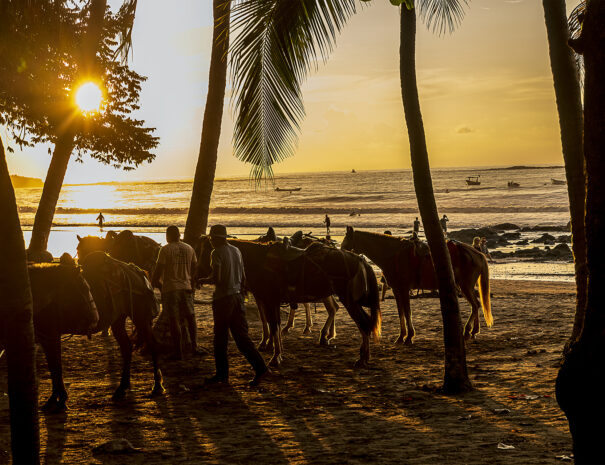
[507,181,520,188]
[465,175,481,186]
[351,169,357,173]
[275,187,302,192]
[551,178,566,185]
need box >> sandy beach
[0,278,575,464]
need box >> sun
[75,82,103,114]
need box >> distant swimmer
[96,211,105,230]
[439,214,449,236]
[324,214,331,237]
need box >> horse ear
[77,235,82,241]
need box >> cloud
[456,126,475,134]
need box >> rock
[516,239,529,246]
[556,235,571,243]
[449,227,503,245]
[532,225,570,232]
[502,232,521,240]
[532,233,556,244]
[92,439,142,455]
[549,243,573,259]
[492,223,520,230]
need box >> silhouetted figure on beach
[96,212,105,230]
[324,214,331,238]
[439,214,449,236]
[413,217,420,237]
[199,224,269,387]
[152,226,201,360]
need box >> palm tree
[542,0,587,351]
[556,1,605,462]
[228,0,472,392]
[0,135,40,464]
[184,0,231,244]
[27,0,108,261]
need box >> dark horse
[341,227,492,344]
[77,230,160,274]
[26,262,99,411]
[80,251,165,400]
[197,236,381,367]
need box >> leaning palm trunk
[0,136,40,464]
[542,0,587,350]
[399,5,471,393]
[184,0,230,244]
[28,0,107,260]
[556,1,605,462]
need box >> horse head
[76,235,108,262]
[340,226,355,252]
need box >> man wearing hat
[152,225,201,359]
[199,224,268,386]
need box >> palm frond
[568,0,585,85]
[230,0,357,183]
[417,0,468,36]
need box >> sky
[5,0,579,184]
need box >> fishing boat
[275,187,302,192]
[551,178,566,185]
[465,175,481,186]
[507,181,520,188]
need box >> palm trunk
[399,5,471,393]
[0,136,40,464]
[27,0,107,259]
[184,0,230,244]
[542,0,587,351]
[556,1,605,462]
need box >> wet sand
[0,279,574,464]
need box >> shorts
[161,289,195,319]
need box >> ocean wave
[18,205,570,215]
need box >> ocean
[15,166,574,282]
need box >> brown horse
[253,228,339,344]
[25,262,99,411]
[341,227,492,343]
[197,236,381,367]
[80,251,165,400]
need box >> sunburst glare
[75,82,103,114]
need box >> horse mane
[28,262,76,279]
[353,230,412,248]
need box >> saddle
[281,244,307,261]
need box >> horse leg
[268,303,283,367]
[401,292,415,345]
[392,288,407,344]
[39,336,68,412]
[303,303,313,334]
[325,297,338,341]
[256,300,270,351]
[460,283,481,339]
[134,312,165,397]
[282,303,296,335]
[340,302,371,368]
[111,316,132,400]
[319,300,335,346]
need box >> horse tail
[364,260,382,342]
[477,253,493,327]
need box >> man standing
[324,214,331,238]
[199,224,268,386]
[413,217,420,237]
[96,211,105,230]
[439,214,449,236]
[152,225,200,360]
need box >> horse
[251,228,339,344]
[281,231,339,342]
[76,232,115,262]
[341,226,492,344]
[25,262,99,411]
[80,251,165,400]
[197,236,381,367]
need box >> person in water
[96,212,105,230]
[413,217,420,237]
[324,214,331,238]
[439,214,449,235]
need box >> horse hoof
[269,356,281,367]
[281,327,291,335]
[404,338,414,346]
[257,342,267,352]
[151,385,166,397]
[354,359,368,369]
[303,328,311,335]
[393,337,404,345]
[112,388,128,401]
[319,338,329,346]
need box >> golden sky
[5,0,577,183]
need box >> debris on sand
[92,439,142,455]
[497,443,515,450]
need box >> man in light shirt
[152,226,201,360]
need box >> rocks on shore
[491,243,572,261]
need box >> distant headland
[10,175,44,188]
